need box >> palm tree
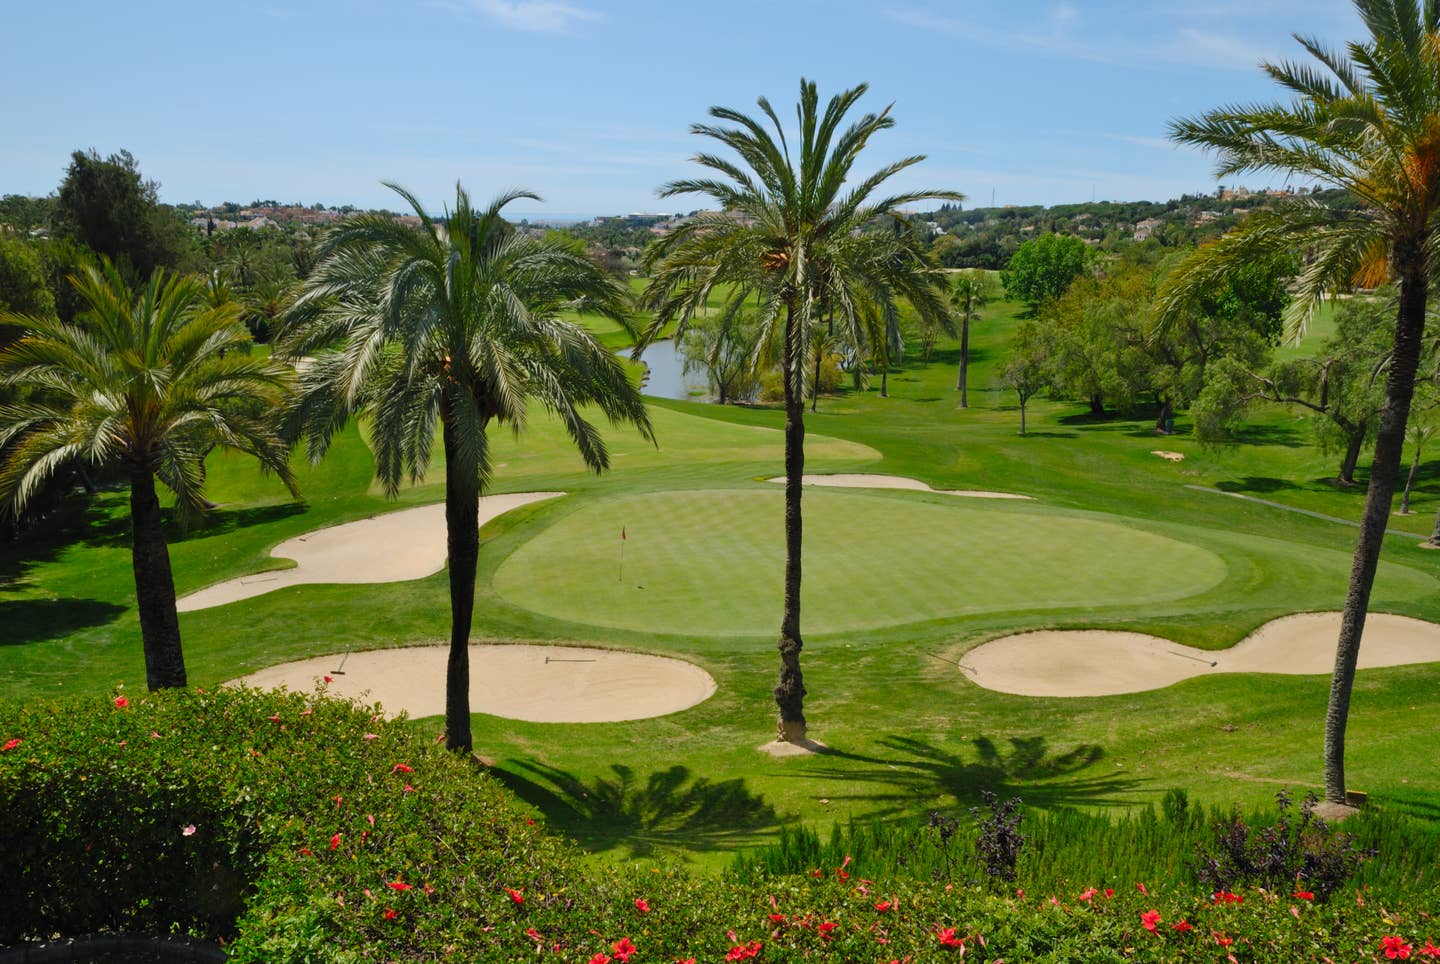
[0,260,297,689]
[641,79,962,744]
[1158,0,1440,805]
[952,270,993,406]
[279,183,651,754]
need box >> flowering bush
[5,690,1440,962]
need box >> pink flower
[388,880,412,892]
[1141,910,1161,933]
[505,887,524,905]
[634,897,650,913]
[181,824,196,837]
[1,738,20,752]
[612,937,637,961]
[1382,936,1414,960]
[1135,881,1148,897]
[300,708,313,717]
[1079,887,1097,902]
[114,696,129,709]
[363,733,379,741]
[403,784,415,793]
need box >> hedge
[3,688,1440,962]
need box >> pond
[635,339,711,402]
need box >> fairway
[492,488,1229,635]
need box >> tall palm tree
[279,183,651,754]
[1158,0,1440,804]
[0,260,297,689]
[641,79,962,744]
[952,270,993,406]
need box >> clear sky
[1,0,1362,219]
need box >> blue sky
[1,1,1361,218]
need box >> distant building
[1133,217,1164,241]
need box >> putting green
[492,489,1230,636]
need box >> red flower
[1135,881,1148,897]
[1174,920,1194,933]
[634,897,650,913]
[383,908,397,920]
[525,927,543,943]
[767,913,785,924]
[300,847,313,856]
[676,959,696,964]
[388,880,412,891]
[392,762,414,774]
[1078,887,1097,902]
[505,887,524,905]
[1419,942,1440,958]
[1292,890,1314,901]
[1141,910,1161,933]
[588,955,611,964]
[1215,934,1234,947]
[1383,936,1414,960]
[1,738,20,752]
[817,921,837,939]
[874,899,894,912]
[323,675,334,683]
[724,941,762,961]
[612,937,637,961]
[268,713,280,722]
[329,833,342,851]
[1212,890,1244,905]
[936,927,965,949]
[114,696,129,709]
[1103,888,1114,898]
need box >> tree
[679,312,764,405]
[640,79,961,743]
[1039,261,1155,416]
[0,237,54,338]
[1000,233,1094,309]
[1399,398,1435,513]
[1159,0,1440,805]
[51,149,197,280]
[951,270,994,406]
[1002,322,1052,435]
[280,183,651,754]
[0,261,296,688]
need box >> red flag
[621,526,626,540]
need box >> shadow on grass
[1216,477,1299,494]
[77,501,307,550]
[0,597,127,644]
[493,760,783,857]
[785,735,1137,817]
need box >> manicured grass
[5,287,1440,873]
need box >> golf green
[491,488,1229,635]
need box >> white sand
[231,644,716,723]
[1152,451,1186,462]
[965,612,1440,697]
[765,474,1032,500]
[177,492,563,611]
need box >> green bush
[7,691,1440,962]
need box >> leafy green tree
[51,149,198,280]
[1399,390,1436,513]
[0,261,296,689]
[640,79,961,743]
[1160,0,1440,804]
[1000,233,1094,309]
[1001,322,1052,435]
[951,270,994,406]
[679,313,764,404]
[0,237,54,338]
[1038,262,1155,415]
[280,184,651,753]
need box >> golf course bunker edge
[231,644,717,723]
[964,612,1440,697]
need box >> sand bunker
[178,492,563,611]
[766,474,1031,500]
[1153,451,1185,462]
[232,644,716,723]
[966,612,1440,697]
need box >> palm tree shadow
[491,760,785,857]
[0,598,128,644]
[784,734,1136,818]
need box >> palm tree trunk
[443,408,481,754]
[1400,441,1422,514]
[129,462,186,690]
[957,316,970,407]
[775,304,807,743]
[1323,256,1428,805]
[880,364,888,398]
